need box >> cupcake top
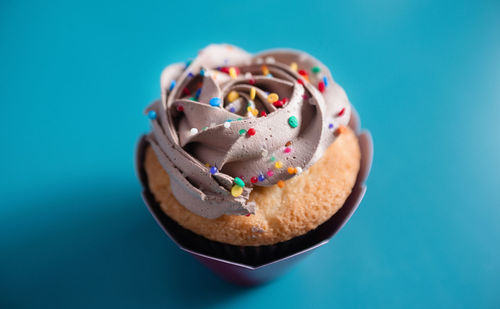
[146,44,351,219]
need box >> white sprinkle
[265,56,275,64]
[295,167,303,174]
[261,149,268,157]
[223,121,231,128]
[244,72,253,79]
[190,128,198,136]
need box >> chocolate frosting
[146,44,351,219]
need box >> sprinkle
[224,121,231,128]
[237,117,243,120]
[250,87,256,100]
[250,176,258,184]
[249,78,256,85]
[323,76,328,87]
[298,69,308,77]
[209,97,221,107]
[187,72,194,78]
[205,163,210,167]
[262,65,269,75]
[244,72,253,79]
[295,167,303,174]
[297,79,304,85]
[234,177,245,187]
[335,125,348,135]
[273,100,284,108]
[285,141,292,146]
[270,156,276,162]
[287,167,296,174]
[190,128,198,136]
[239,129,247,135]
[258,174,265,181]
[195,88,201,99]
[267,170,274,177]
[227,91,239,102]
[288,116,299,128]
[229,107,236,113]
[284,147,291,153]
[169,80,176,91]
[337,107,345,117]
[210,166,218,174]
[251,108,258,117]
[267,93,279,103]
[328,123,334,129]
[200,69,205,76]
[265,56,275,64]
[318,81,325,93]
[274,161,283,169]
[231,185,243,197]
[290,62,298,72]
[229,67,237,79]
[182,87,190,95]
[147,110,157,120]
[261,149,268,157]
[184,60,192,68]
[311,66,321,74]
[247,128,256,136]
[266,74,273,77]
[277,180,285,188]
[202,127,208,131]
[176,105,184,112]
[189,97,196,101]
[260,110,267,117]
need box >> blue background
[1,0,499,308]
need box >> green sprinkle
[239,129,247,135]
[311,66,321,74]
[234,177,245,187]
[202,126,208,131]
[189,97,196,101]
[237,117,243,121]
[288,116,299,128]
[270,156,276,162]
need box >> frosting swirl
[146,44,351,219]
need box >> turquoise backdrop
[1,0,499,308]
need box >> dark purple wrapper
[135,109,373,286]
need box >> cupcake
[137,44,371,283]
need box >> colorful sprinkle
[318,81,325,93]
[290,62,298,72]
[249,78,256,85]
[176,105,184,112]
[267,93,279,103]
[187,72,194,78]
[328,123,334,129]
[258,174,265,181]
[209,97,221,107]
[224,121,231,128]
[335,125,348,135]
[323,76,328,87]
[229,107,236,113]
[284,147,291,153]
[270,156,276,162]
[288,116,299,128]
[260,110,267,117]
[234,177,245,187]
[297,79,304,85]
[231,185,243,197]
[227,91,239,102]
[169,80,176,91]
[182,87,190,95]
[247,128,256,136]
[287,167,296,174]
[210,166,218,174]
[250,176,258,184]
[273,100,284,108]
[147,110,157,120]
[295,167,303,174]
[285,141,292,147]
[274,161,283,169]
[311,66,321,74]
[337,107,345,117]
[262,65,269,75]
[190,128,198,136]
[265,56,276,64]
[267,170,274,177]
[277,180,285,188]
[229,67,237,79]
[250,87,256,100]
[200,69,206,76]
[239,129,247,135]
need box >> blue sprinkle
[229,107,236,113]
[266,74,273,77]
[209,97,221,107]
[200,69,205,76]
[328,123,334,129]
[258,174,265,182]
[187,72,194,78]
[147,110,157,120]
[169,80,176,91]
[210,166,218,174]
[195,88,201,99]
[184,60,192,69]
[323,76,328,87]
[227,119,233,122]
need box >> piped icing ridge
[146,44,351,219]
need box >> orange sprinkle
[277,180,285,188]
[287,167,296,174]
[262,65,270,75]
[335,125,348,136]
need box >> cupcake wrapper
[135,108,373,286]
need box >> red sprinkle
[176,105,184,112]
[250,176,258,183]
[282,97,288,104]
[245,213,251,217]
[220,67,230,73]
[249,78,256,85]
[284,147,291,153]
[273,100,284,108]
[182,87,190,95]
[297,79,304,85]
[298,69,308,77]
[247,128,256,136]
[260,110,267,117]
[337,107,345,117]
[267,170,274,177]
[318,81,325,93]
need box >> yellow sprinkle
[229,67,237,79]
[250,87,256,100]
[205,163,210,167]
[231,184,243,197]
[275,161,283,169]
[267,93,279,103]
[277,180,285,188]
[287,167,296,174]
[247,106,252,112]
[290,62,298,72]
[262,65,269,75]
[251,108,258,116]
[227,90,239,102]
